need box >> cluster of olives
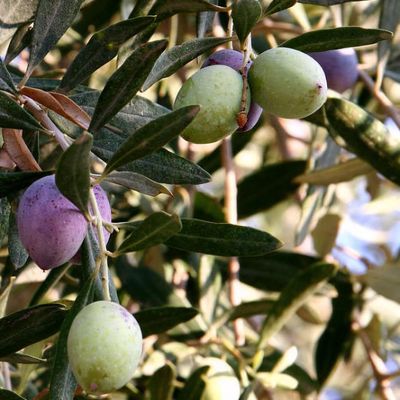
[17,176,143,393]
[174,46,358,144]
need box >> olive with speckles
[17,175,111,270]
[67,301,143,393]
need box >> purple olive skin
[308,48,358,93]
[17,175,112,270]
[202,49,262,132]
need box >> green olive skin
[67,301,142,394]
[174,65,249,144]
[248,47,328,119]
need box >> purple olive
[202,49,262,132]
[17,175,112,270]
[308,48,358,94]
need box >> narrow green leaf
[0,197,11,244]
[129,0,157,17]
[0,0,37,49]
[147,363,176,400]
[229,299,274,320]
[237,160,307,219]
[232,0,262,43]
[281,27,393,53]
[197,0,218,38]
[4,22,32,65]
[0,390,26,400]
[294,157,373,186]
[264,0,297,16]
[258,262,337,349]
[378,0,400,63]
[105,171,172,196]
[0,303,68,357]
[55,132,92,216]
[177,366,209,400]
[89,39,168,132]
[29,263,70,306]
[59,16,156,93]
[8,211,29,269]
[0,170,53,198]
[116,263,207,339]
[0,58,17,93]
[0,91,44,131]
[235,251,320,292]
[142,36,231,90]
[0,352,45,364]
[364,264,400,304]
[102,105,200,176]
[49,265,96,399]
[325,97,400,186]
[315,277,354,385]
[117,212,182,254]
[25,0,84,80]
[298,0,373,5]
[166,218,283,257]
[150,0,225,21]
[135,307,199,337]
[193,192,226,223]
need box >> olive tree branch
[23,95,112,301]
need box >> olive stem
[89,189,111,302]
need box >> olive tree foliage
[0,0,399,399]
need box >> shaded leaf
[135,307,199,337]
[197,0,218,38]
[4,22,33,65]
[315,277,354,385]
[89,39,168,132]
[147,363,176,400]
[294,157,373,185]
[116,263,207,339]
[0,170,53,198]
[264,0,297,16]
[0,352,45,364]
[55,132,93,216]
[0,197,11,244]
[364,264,400,304]
[0,59,17,93]
[150,0,225,21]
[298,0,374,4]
[117,212,182,254]
[166,218,283,257]
[0,390,26,400]
[325,97,400,186]
[258,262,337,349]
[281,27,393,53]
[8,210,29,269]
[0,91,44,131]
[142,36,231,90]
[25,0,84,81]
[236,251,320,292]
[0,0,37,48]
[29,263,70,306]
[105,171,172,197]
[229,299,274,320]
[193,192,226,223]
[48,255,96,400]
[378,0,400,64]
[232,0,262,43]
[102,105,200,176]
[59,16,156,93]
[177,366,209,400]
[0,303,68,357]
[237,160,307,219]
[2,128,41,171]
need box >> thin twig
[358,69,400,129]
[353,320,397,400]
